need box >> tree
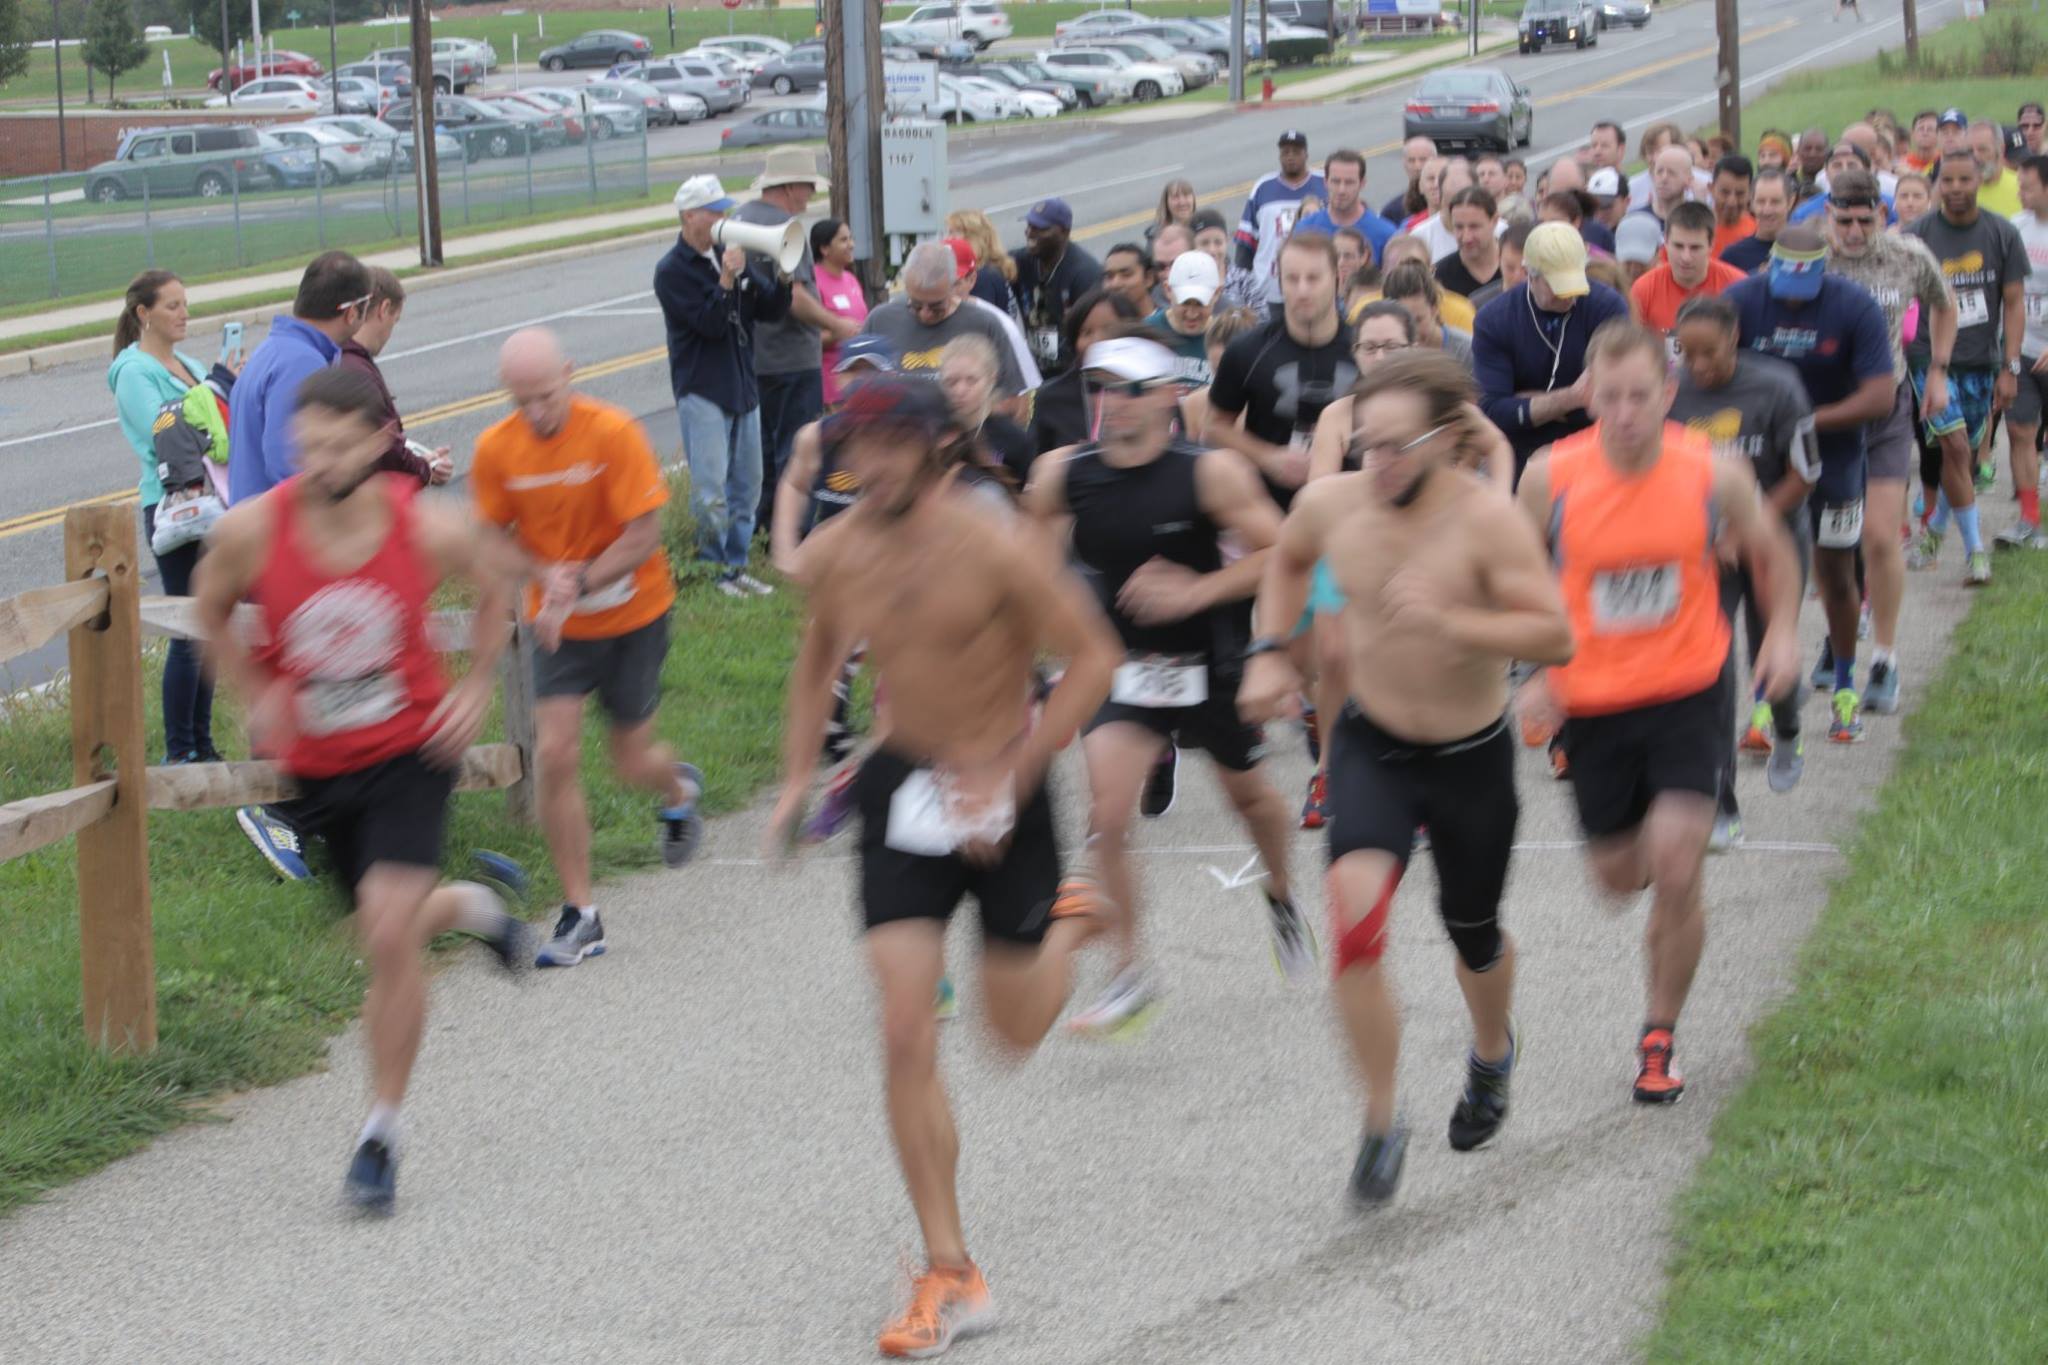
[0,0,35,87]
[189,0,282,62]
[82,0,148,103]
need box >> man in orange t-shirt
[1707,154,1756,259]
[1632,202,1747,337]
[471,327,705,969]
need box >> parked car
[1259,0,1355,36]
[1595,0,1652,27]
[537,28,651,71]
[524,86,644,139]
[583,78,706,126]
[383,93,532,159]
[1053,10,1149,42]
[994,55,1127,107]
[475,92,577,146]
[670,49,754,98]
[336,60,412,97]
[1040,47,1182,101]
[1084,35,1216,88]
[313,76,384,116]
[904,2,1013,49]
[1402,67,1532,150]
[206,50,320,90]
[306,114,456,172]
[367,45,481,93]
[878,20,975,64]
[721,105,828,148]
[957,74,1058,117]
[974,62,1078,109]
[751,43,827,95]
[699,33,791,70]
[432,36,498,72]
[1119,20,1232,64]
[613,58,745,114]
[1252,20,1337,63]
[205,75,324,112]
[82,124,271,202]
[1518,0,1599,50]
[263,123,378,184]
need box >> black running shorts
[1085,664,1266,772]
[1326,705,1518,951]
[1561,682,1724,840]
[532,614,670,724]
[854,749,1062,947]
[292,749,454,901]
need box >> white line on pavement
[0,416,117,450]
[381,289,656,361]
[980,165,1185,215]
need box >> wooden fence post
[66,505,155,1054]
[499,618,536,825]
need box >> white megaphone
[710,217,805,273]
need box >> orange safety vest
[1546,422,1729,717]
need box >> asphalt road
[0,0,1961,693]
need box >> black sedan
[536,29,651,72]
[1401,68,1533,152]
[750,44,827,95]
[1596,0,1652,27]
[383,94,533,159]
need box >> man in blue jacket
[226,250,372,505]
[655,174,792,597]
[1471,221,1631,481]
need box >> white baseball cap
[1082,336,1178,385]
[1587,167,1624,200]
[1166,251,1221,306]
[672,173,735,214]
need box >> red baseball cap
[940,236,977,281]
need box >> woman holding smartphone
[108,269,221,763]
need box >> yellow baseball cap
[1523,221,1590,299]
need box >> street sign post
[722,0,740,35]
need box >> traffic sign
[721,0,741,9]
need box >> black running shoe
[1139,745,1177,819]
[1448,1021,1517,1152]
[659,762,706,868]
[1348,1127,1408,1205]
[343,1138,396,1215]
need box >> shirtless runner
[764,375,1122,1359]
[1240,349,1573,1204]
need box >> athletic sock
[448,881,507,937]
[1954,503,1983,554]
[1929,489,1952,536]
[360,1101,401,1150]
[1872,645,1896,668]
[1471,1032,1515,1075]
[2020,486,2040,528]
[1833,651,1856,692]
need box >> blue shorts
[1910,364,1997,450]
[1293,558,1348,636]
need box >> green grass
[0,475,800,1216]
[1646,553,2048,1361]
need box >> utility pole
[1469,0,1480,58]
[407,0,441,265]
[218,0,233,104]
[249,0,261,74]
[327,0,339,113]
[51,0,67,170]
[1902,0,1919,67]
[825,0,885,298]
[1714,0,1739,148]
[1227,0,1243,103]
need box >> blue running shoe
[1349,1127,1408,1205]
[236,805,311,881]
[536,905,606,967]
[1863,658,1901,715]
[343,1138,396,1215]
[660,763,706,868]
[802,763,859,844]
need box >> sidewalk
[0,558,1979,1362]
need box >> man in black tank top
[1024,334,1317,1035]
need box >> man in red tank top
[1515,320,1802,1106]
[195,366,535,1215]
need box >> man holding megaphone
[656,173,794,598]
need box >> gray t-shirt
[734,199,818,376]
[1825,231,1951,382]
[1906,209,2030,369]
[861,298,1028,394]
[1670,350,1818,497]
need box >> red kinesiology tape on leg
[1331,862,1401,975]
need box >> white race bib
[1111,653,1208,708]
[571,575,636,615]
[298,672,402,736]
[1816,500,1864,549]
[1954,287,1989,328]
[1590,564,1680,634]
[1031,326,1060,364]
[2025,294,2048,325]
[884,769,1015,857]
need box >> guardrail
[0,505,535,1054]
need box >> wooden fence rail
[0,508,535,1055]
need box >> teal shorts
[1292,558,1348,636]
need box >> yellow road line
[1531,18,1798,110]
[0,488,136,539]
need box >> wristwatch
[1242,635,1288,661]
[2008,358,2025,377]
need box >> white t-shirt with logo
[2013,209,2048,359]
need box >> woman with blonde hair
[1147,177,1197,246]
[945,207,1019,319]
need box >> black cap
[1278,128,1307,147]
[2002,123,2029,160]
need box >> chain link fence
[0,122,651,312]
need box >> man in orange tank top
[1515,320,1803,1106]
[195,367,536,1214]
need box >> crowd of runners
[104,87,2048,1359]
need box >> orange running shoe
[878,1263,996,1358]
[1632,1028,1685,1104]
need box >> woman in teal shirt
[108,269,218,763]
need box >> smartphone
[221,321,244,364]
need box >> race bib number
[571,575,636,616]
[1816,500,1864,549]
[1031,326,1060,364]
[1111,653,1208,708]
[2026,294,2048,325]
[1954,288,1989,328]
[1590,564,1680,634]
[298,672,402,736]
[884,769,1014,857]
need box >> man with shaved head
[1383,135,1438,222]
[471,326,709,970]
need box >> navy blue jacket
[1472,281,1631,472]
[653,235,791,415]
